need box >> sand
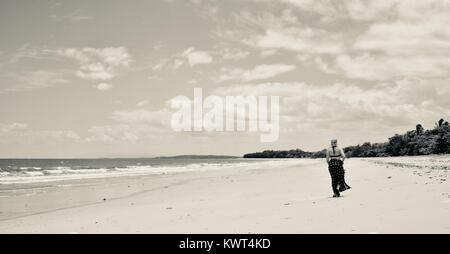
[0,157,449,233]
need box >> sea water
[0,157,319,185]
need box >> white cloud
[249,28,344,55]
[111,108,170,127]
[57,47,132,80]
[0,123,28,132]
[213,79,448,134]
[152,63,164,71]
[221,48,250,60]
[50,12,93,22]
[225,10,346,56]
[188,79,198,84]
[87,108,172,142]
[332,5,450,80]
[181,47,213,66]
[136,100,149,107]
[0,125,81,142]
[173,59,184,69]
[96,83,113,91]
[240,1,450,81]
[252,0,397,22]
[87,124,140,142]
[6,71,69,92]
[260,49,278,57]
[312,56,337,74]
[9,45,52,63]
[26,130,81,141]
[151,48,213,71]
[332,53,450,81]
[153,41,163,51]
[218,64,296,82]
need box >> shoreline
[0,157,449,233]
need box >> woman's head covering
[331,139,338,147]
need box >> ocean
[0,157,319,185]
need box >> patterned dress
[328,148,351,196]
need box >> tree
[385,134,405,156]
[416,124,424,135]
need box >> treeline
[243,118,450,158]
[345,118,450,157]
[243,149,325,159]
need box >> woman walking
[326,139,351,197]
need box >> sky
[0,0,449,158]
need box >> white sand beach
[0,156,449,234]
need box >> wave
[0,159,319,184]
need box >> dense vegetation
[243,149,325,159]
[243,118,450,158]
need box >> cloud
[328,3,450,80]
[248,28,344,55]
[50,12,93,22]
[87,108,172,142]
[272,0,449,23]
[218,64,296,82]
[313,56,337,74]
[9,45,54,63]
[0,123,28,132]
[111,108,170,126]
[136,100,150,107]
[0,124,81,142]
[251,0,396,22]
[163,0,217,5]
[237,1,450,81]
[173,59,184,70]
[151,47,213,71]
[87,124,141,142]
[332,53,450,81]
[5,70,69,92]
[152,41,164,51]
[24,130,81,141]
[260,49,278,57]
[213,79,448,136]
[181,47,213,66]
[96,82,113,91]
[188,79,198,84]
[221,48,250,60]
[57,47,132,80]
[337,8,450,80]
[224,10,346,56]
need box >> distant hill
[243,118,450,158]
[154,155,239,159]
